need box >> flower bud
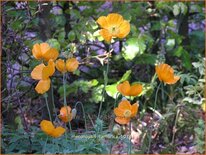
[71,108,77,119]
[112,124,121,136]
[56,59,67,73]
[66,58,79,72]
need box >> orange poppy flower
[32,43,59,61]
[155,64,180,84]
[117,81,143,97]
[40,120,65,138]
[59,106,73,123]
[114,100,138,125]
[56,59,67,73]
[66,58,79,72]
[96,13,130,42]
[31,60,55,94]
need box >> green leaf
[173,3,188,16]
[173,4,180,16]
[182,50,192,70]
[166,39,175,50]
[105,84,118,99]
[179,2,188,15]
[173,46,184,57]
[67,31,76,42]
[135,54,157,65]
[119,70,131,83]
[47,39,60,51]
[105,70,131,99]
[122,37,146,61]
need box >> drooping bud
[71,108,77,119]
[112,124,121,136]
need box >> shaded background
[1,1,205,154]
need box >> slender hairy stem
[98,57,110,118]
[63,73,72,134]
[75,101,88,132]
[154,83,161,109]
[129,122,132,154]
[51,81,58,118]
[110,93,120,131]
[43,136,48,153]
[147,130,152,154]
[171,108,180,144]
[44,94,52,122]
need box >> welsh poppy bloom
[114,100,138,125]
[32,43,59,61]
[97,13,130,42]
[59,106,73,123]
[155,64,180,84]
[56,59,67,73]
[117,81,142,97]
[31,59,55,94]
[40,120,65,138]
[66,58,79,72]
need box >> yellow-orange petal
[117,20,130,38]
[156,64,180,85]
[31,64,45,80]
[115,117,130,125]
[42,60,55,80]
[66,58,79,72]
[99,29,112,42]
[59,106,72,123]
[118,100,131,110]
[166,76,180,84]
[131,102,139,117]
[129,84,143,96]
[47,59,55,76]
[43,48,59,62]
[117,81,130,96]
[114,107,124,117]
[32,43,42,60]
[50,127,66,138]
[40,43,50,55]
[56,59,67,73]
[161,65,173,82]
[155,65,162,81]
[107,13,123,27]
[40,120,55,135]
[96,16,109,29]
[35,79,51,94]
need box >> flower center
[109,26,119,36]
[123,110,131,118]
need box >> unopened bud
[71,108,77,119]
[112,124,121,136]
[121,97,127,101]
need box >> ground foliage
[1,1,205,154]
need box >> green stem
[129,122,132,154]
[140,99,147,120]
[147,130,152,154]
[43,136,48,153]
[75,101,88,132]
[63,73,72,134]
[51,81,58,118]
[114,93,120,109]
[98,57,110,119]
[44,94,52,122]
[154,83,161,109]
[171,108,180,144]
